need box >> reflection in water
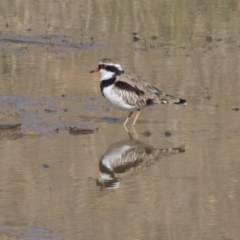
[95,138,185,190]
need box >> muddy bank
[0,95,107,140]
[0,33,104,54]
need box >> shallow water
[0,0,240,239]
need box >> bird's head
[90,58,124,80]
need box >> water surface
[0,0,240,239]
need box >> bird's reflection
[94,132,186,190]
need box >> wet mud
[0,33,103,55]
[0,95,102,140]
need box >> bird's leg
[123,125,133,139]
[132,126,139,140]
[132,109,141,126]
[123,111,133,126]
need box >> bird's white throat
[99,63,123,81]
[100,69,115,81]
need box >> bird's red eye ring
[98,64,106,69]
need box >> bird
[90,58,187,126]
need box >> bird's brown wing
[112,72,179,107]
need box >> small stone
[206,36,213,43]
[44,109,56,113]
[232,107,239,111]
[69,127,97,135]
[61,94,65,97]
[164,131,172,137]
[133,36,140,42]
[142,130,151,137]
[43,164,50,168]
[0,123,21,129]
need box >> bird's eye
[98,64,106,69]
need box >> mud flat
[0,95,101,140]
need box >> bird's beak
[90,68,99,73]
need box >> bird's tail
[158,96,187,105]
[174,98,187,105]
